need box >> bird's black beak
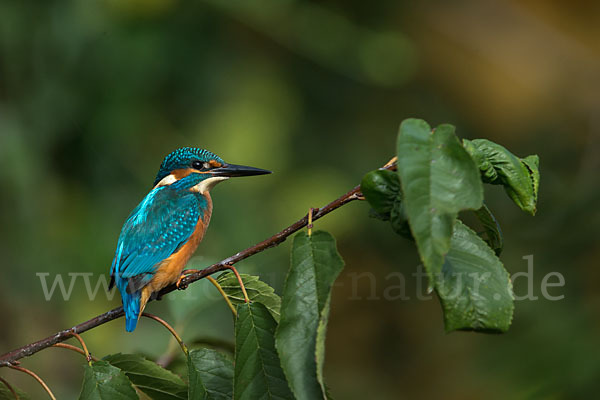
[212,163,272,177]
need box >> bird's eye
[192,161,204,170]
[192,161,212,170]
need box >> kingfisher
[109,147,270,332]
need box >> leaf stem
[142,313,188,356]
[0,376,18,399]
[383,155,398,169]
[228,265,250,303]
[308,207,314,236]
[207,276,237,317]
[69,331,92,366]
[8,366,56,400]
[52,343,99,362]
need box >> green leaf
[367,207,390,221]
[103,354,187,400]
[78,360,138,400]
[389,197,412,239]
[188,348,234,400]
[434,221,514,333]
[216,272,282,322]
[361,169,412,239]
[0,380,30,400]
[234,302,293,400]
[189,338,235,355]
[463,139,539,215]
[276,231,345,400]
[360,169,401,215]
[522,154,540,208]
[396,119,483,282]
[315,298,331,392]
[473,204,503,255]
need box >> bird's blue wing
[110,186,200,287]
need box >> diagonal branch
[0,161,395,366]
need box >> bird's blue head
[153,147,270,188]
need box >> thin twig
[141,313,188,357]
[206,276,237,317]
[8,366,56,400]
[52,343,99,362]
[0,376,18,399]
[0,161,396,365]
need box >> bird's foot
[175,275,188,290]
[176,269,200,290]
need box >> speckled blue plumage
[153,147,224,186]
[111,170,211,332]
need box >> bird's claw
[176,269,199,290]
[176,275,188,290]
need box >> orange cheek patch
[172,168,194,179]
[208,159,222,168]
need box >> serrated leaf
[78,360,138,400]
[0,380,30,400]
[463,138,539,215]
[276,231,345,400]
[234,302,293,400]
[315,298,331,391]
[360,169,401,215]
[522,154,540,208]
[188,348,234,400]
[103,354,187,400]
[396,119,483,282]
[216,272,281,322]
[473,204,503,255]
[434,221,514,333]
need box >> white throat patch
[155,174,178,188]
[191,176,229,193]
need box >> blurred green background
[1,0,599,398]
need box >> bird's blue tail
[123,292,140,332]
[117,278,140,332]
[125,304,139,332]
